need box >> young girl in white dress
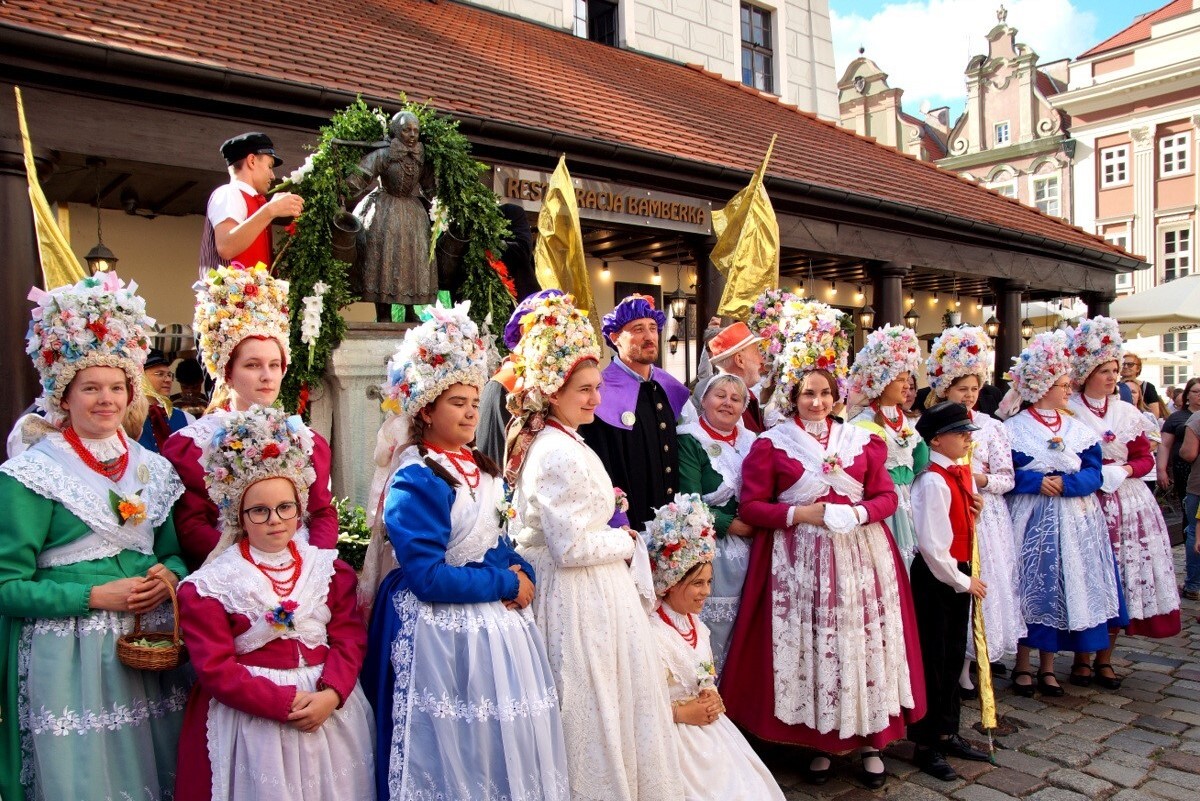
[506,293,682,801]
[925,326,1024,694]
[645,493,785,801]
[848,324,927,568]
[175,405,375,801]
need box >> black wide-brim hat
[916,400,979,441]
[220,132,283,167]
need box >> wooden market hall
[0,0,1144,436]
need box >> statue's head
[389,112,420,147]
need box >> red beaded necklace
[423,441,481,491]
[63,427,129,481]
[1081,393,1109,418]
[240,538,303,597]
[698,416,738,445]
[871,402,907,434]
[657,605,698,648]
[1027,407,1063,434]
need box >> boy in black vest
[908,401,992,779]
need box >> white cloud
[831,1,1098,115]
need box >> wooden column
[993,278,1026,387]
[870,260,910,326]
[688,234,721,324]
[0,136,46,435]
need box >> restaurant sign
[494,166,712,235]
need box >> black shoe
[805,756,831,786]
[1038,671,1065,697]
[1093,660,1122,690]
[990,661,1008,677]
[859,749,887,790]
[959,683,979,700]
[1010,669,1035,697]
[941,734,991,762]
[915,747,959,781]
[1069,662,1093,687]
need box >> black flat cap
[220,132,283,167]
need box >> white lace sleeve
[979,420,1015,496]
[534,446,635,568]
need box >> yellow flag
[14,87,87,288]
[711,135,780,320]
[534,155,596,325]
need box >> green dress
[677,421,757,673]
[850,411,929,569]
[0,433,187,801]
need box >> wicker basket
[116,575,186,671]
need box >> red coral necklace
[1081,394,1109,418]
[657,605,698,648]
[240,539,303,597]
[872,402,907,434]
[1028,407,1063,433]
[424,441,481,491]
[63,427,129,481]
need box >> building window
[994,122,1010,146]
[741,4,773,94]
[989,180,1017,198]
[1100,145,1129,187]
[1160,133,1191,177]
[1163,335,1188,387]
[1162,227,1193,282]
[1033,175,1060,217]
[1107,233,1132,290]
[1164,332,1188,352]
[1165,365,1187,387]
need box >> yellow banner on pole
[710,135,780,320]
[534,155,597,326]
[14,86,87,288]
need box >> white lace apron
[388,459,569,801]
[760,422,914,737]
[185,542,375,801]
[1005,413,1119,632]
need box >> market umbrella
[1110,275,1200,337]
[1123,338,1191,367]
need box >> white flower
[300,282,330,363]
[286,153,317,185]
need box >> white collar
[928,450,957,469]
[229,177,261,197]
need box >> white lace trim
[1005,410,1100,473]
[410,687,560,722]
[699,596,740,623]
[1067,395,1146,464]
[764,420,870,505]
[175,412,224,448]
[29,605,173,638]
[677,419,755,507]
[651,611,714,704]
[850,408,917,470]
[1,439,183,567]
[415,602,535,634]
[25,686,188,737]
[183,538,335,653]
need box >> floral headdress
[848,324,921,401]
[25,272,154,424]
[1009,330,1072,404]
[926,325,991,398]
[508,293,601,414]
[644,493,716,596]
[194,262,291,381]
[201,405,317,552]
[746,287,797,358]
[769,299,855,415]
[1069,316,1123,386]
[380,302,489,419]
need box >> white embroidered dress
[183,541,375,801]
[650,606,784,801]
[849,408,922,568]
[1066,395,1180,633]
[965,412,1025,661]
[514,423,682,801]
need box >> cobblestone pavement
[757,546,1200,800]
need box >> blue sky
[830,0,1166,119]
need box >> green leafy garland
[275,97,515,414]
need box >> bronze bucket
[331,210,362,266]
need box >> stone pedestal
[314,321,411,508]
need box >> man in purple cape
[578,294,690,532]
